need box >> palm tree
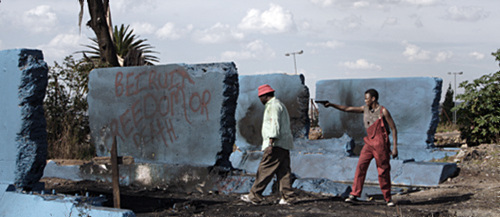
[79,0,119,66]
[80,24,159,66]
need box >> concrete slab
[0,191,135,217]
[315,77,445,161]
[214,176,352,198]
[44,161,212,191]
[0,49,48,189]
[235,74,309,151]
[41,160,426,201]
[0,184,8,201]
[43,161,84,181]
[88,63,238,167]
[293,178,350,197]
[396,161,458,186]
[213,175,273,195]
[0,50,23,186]
[231,138,457,187]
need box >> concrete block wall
[0,191,135,217]
[235,74,309,151]
[316,77,446,161]
[0,49,135,217]
[0,49,48,190]
[88,63,238,168]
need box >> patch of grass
[436,123,459,133]
[432,154,453,163]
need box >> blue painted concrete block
[315,77,446,161]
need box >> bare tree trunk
[86,0,119,67]
[103,0,114,46]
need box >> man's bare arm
[382,107,398,158]
[316,100,363,113]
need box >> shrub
[455,49,500,145]
[44,56,95,159]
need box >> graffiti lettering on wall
[108,67,212,148]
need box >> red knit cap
[258,84,275,96]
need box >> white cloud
[130,22,157,35]
[221,40,275,61]
[414,17,423,28]
[469,51,485,60]
[0,40,3,49]
[193,23,244,44]
[403,0,439,6]
[328,14,363,32]
[38,33,86,63]
[353,1,370,8]
[298,20,312,31]
[445,6,489,22]
[402,41,431,61]
[310,0,369,8]
[340,59,382,71]
[21,5,57,33]
[155,22,193,40]
[306,40,344,49]
[309,0,335,7]
[111,0,157,14]
[238,4,296,34]
[382,17,398,28]
[402,41,453,62]
[310,0,437,8]
[409,14,424,28]
[435,51,453,62]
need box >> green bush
[455,49,500,145]
[44,56,95,159]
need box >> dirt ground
[41,134,500,217]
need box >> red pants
[350,119,392,202]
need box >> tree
[44,56,95,159]
[81,24,159,66]
[455,49,500,145]
[78,0,119,66]
[440,84,454,125]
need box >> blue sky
[1,0,499,99]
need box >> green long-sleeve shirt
[261,97,294,151]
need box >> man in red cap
[240,84,295,205]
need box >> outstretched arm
[382,107,398,158]
[317,101,363,113]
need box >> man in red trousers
[318,89,398,207]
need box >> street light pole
[285,50,303,75]
[448,71,463,125]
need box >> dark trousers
[249,146,294,201]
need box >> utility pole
[448,71,463,125]
[285,50,303,75]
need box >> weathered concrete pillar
[0,49,48,190]
[315,77,445,161]
[235,74,310,151]
[88,63,238,168]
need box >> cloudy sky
[1,0,499,99]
